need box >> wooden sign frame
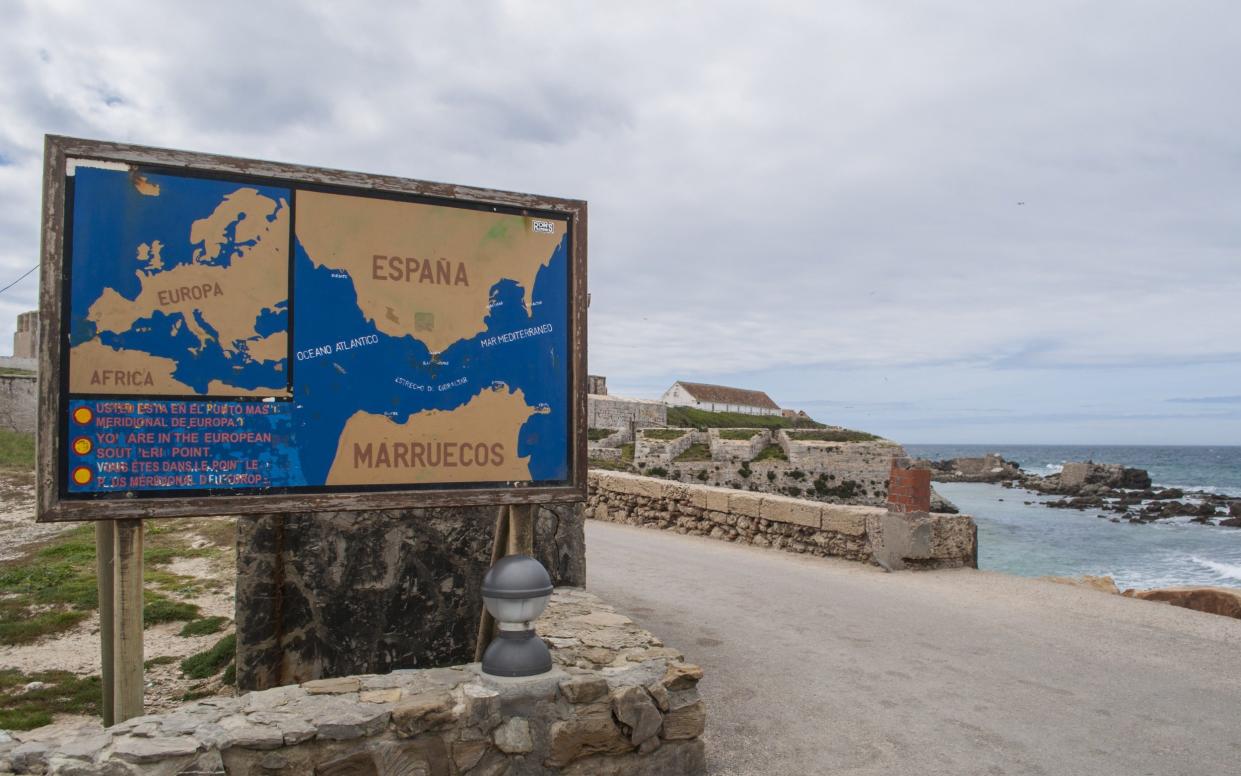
[37,135,588,522]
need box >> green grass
[145,655,178,668]
[813,476,860,499]
[0,669,100,730]
[620,443,635,462]
[587,428,616,442]
[752,444,788,462]
[789,428,881,443]
[0,429,35,469]
[144,593,200,625]
[181,633,236,679]
[0,521,218,645]
[666,406,828,430]
[718,429,759,440]
[673,443,712,462]
[588,458,632,472]
[641,429,686,440]
[179,615,229,637]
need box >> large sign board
[37,136,587,522]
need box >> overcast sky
[1,1,1238,444]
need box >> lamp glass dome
[484,593,550,625]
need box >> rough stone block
[662,700,707,739]
[316,706,391,740]
[303,676,361,695]
[727,491,763,518]
[547,707,634,767]
[492,716,533,754]
[759,495,821,528]
[704,487,731,514]
[821,506,872,537]
[613,685,663,745]
[661,662,703,691]
[111,734,201,763]
[559,674,609,704]
[392,690,458,738]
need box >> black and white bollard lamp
[480,554,554,677]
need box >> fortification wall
[586,395,666,430]
[0,374,36,433]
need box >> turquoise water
[932,482,1241,590]
[905,444,1241,496]
[904,445,1241,590]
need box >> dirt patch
[0,477,241,721]
[0,473,72,563]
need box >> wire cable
[0,264,38,295]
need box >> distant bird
[1017,201,1026,205]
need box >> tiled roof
[674,382,780,410]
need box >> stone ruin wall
[587,471,976,569]
[235,504,585,692]
[0,374,36,434]
[706,429,771,462]
[0,590,707,776]
[625,433,905,508]
[586,396,666,431]
[633,430,705,464]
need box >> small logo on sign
[532,220,555,234]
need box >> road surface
[585,520,1241,776]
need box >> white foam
[1190,556,1241,582]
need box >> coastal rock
[914,454,1021,483]
[1124,587,1241,620]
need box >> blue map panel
[61,165,571,498]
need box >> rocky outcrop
[913,453,1022,483]
[1057,462,1152,491]
[236,504,585,692]
[1123,587,1241,620]
[0,589,707,775]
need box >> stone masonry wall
[634,430,704,465]
[0,590,707,776]
[236,504,585,692]
[587,471,976,569]
[0,375,36,434]
[587,396,667,430]
[707,429,771,462]
[622,435,905,508]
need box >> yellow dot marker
[72,406,94,425]
[72,437,93,455]
[71,466,93,486]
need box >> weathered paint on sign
[38,137,588,521]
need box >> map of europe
[65,165,570,494]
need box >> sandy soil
[0,471,73,562]
[0,469,239,716]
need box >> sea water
[905,445,1241,590]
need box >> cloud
[0,1,1237,443]
[1166,395,1241,405]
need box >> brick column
[887,459,931,513]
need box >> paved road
[585,521,1241,776]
